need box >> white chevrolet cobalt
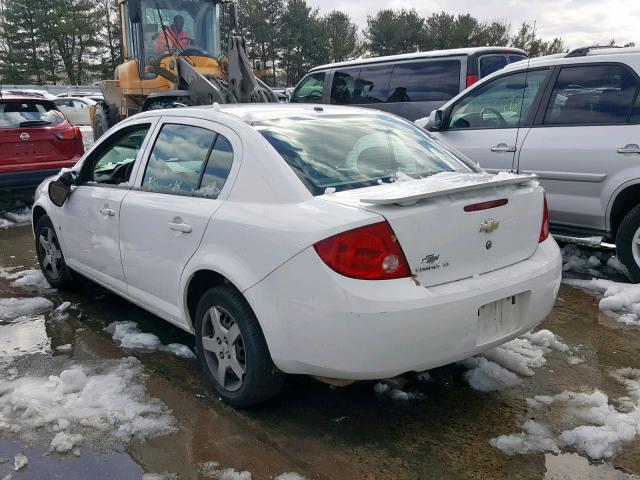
[33,104,561,407]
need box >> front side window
[544,64,639,126]
[256,114,471,196]
[142,124,233,197]
[292,73,325,103]
[449,69,548,129]
[87,124,151,185]
[388,60,461,102]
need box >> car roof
[0,95,55,102]
[133,103,389,124]
[501,46,640,73]
[309,47,527,72]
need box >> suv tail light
[466,74,479,87]
[539,194,550,242]
[313,221,411,280]
[56,127,81,140]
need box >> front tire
[92,103,109,141]
[35,215,74,289]
[194,285,285,408]
[615,204,640,282]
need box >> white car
[32,104,561,407]
[53,97,96,126]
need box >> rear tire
[35,215,74,290]
[194,285,285,408]
[615,204,640,282]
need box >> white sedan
[32,104,562,407]
[53,97,96,126]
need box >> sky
[307,0,638,49]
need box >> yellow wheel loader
[93,0,277,139]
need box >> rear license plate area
[477,294,522,345]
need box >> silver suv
[422,46,640,281]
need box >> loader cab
[121,0,222,79]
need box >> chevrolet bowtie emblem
[479,219,500,233]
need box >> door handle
[490,143,516,153]
[99,207,115,216]
[168,220,192,233]
[617,144,640,154]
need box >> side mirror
[433,109,444,129]
[49,180,71,207]
[49,171,78,207]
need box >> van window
[331,69,359,105]
[479,55,508,77]
[388,60,461,102]
[544,64,639,125]
[292,72,325,103]
[353,66,391,104]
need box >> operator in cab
[155,14,192,52]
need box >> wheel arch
[608,181,640,240]
[32,205,48,234]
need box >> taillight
[539,194,550,242]
[313,221,411,280]
[55,127,80,140]
[466,74,479,87]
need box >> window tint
[388,60,461,102]
[196,135,233,198]
[256,114,470,196]
[292,72,325,103]
[331,69,358,105]
[509,55,527,64]
[479,55,508,77]
[89,125,150,185]
[545,65,639,125]
[143,124,216,194]
[450,69,548,129]
[353,66,391,103]
[631,94,640,123]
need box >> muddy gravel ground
[1,219,640,480]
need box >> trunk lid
[321,172,543,287]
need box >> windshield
[0,101,65,129]
[141,0,219,57]
[256,114,472,195]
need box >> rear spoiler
[337,173,538,206]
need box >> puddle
[545,452,639,479]
[0,315,50,358]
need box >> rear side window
[388,60,461,102]
[354,66,392,103]
[631,95,640,123]
[479,55,508,77]
[545,65,640,125]
[0,101,65,128]
[292,72,325,103]
[331,69,359,105]
[197,135,233,198]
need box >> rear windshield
[256,114,471,195]
[0,100,65,128]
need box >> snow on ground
[461,329,570,392]
[565,278,640,326]
[199,462,252,480]
[79,125,94,150]
[491,368,640,460]
[105,321,196,359]
[1,269,51,289]
[274,474,307,480]
[0,203,32,228]
[13,453,28,471]
[0,357,175,454]
[561,243,623,278]
[0,297,53,321]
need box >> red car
[0,95,84,192]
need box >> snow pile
[0,357,175,453]
[13,453,28,471]
[561,243,622,278]
[0,218,13,229]
[565,278,640,325]
[5,269,51,289]
[0,297,53,321]
[274,474,306,480]
[199,462,252,480]
[105,321,196,359]
[491,368,640,460]
[461,329,569,392]
[3,207,31,224]
[373,381,424,400]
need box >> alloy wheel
[39,226,63,280]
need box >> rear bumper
[245,237,562,380]
[0,165,74,191]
